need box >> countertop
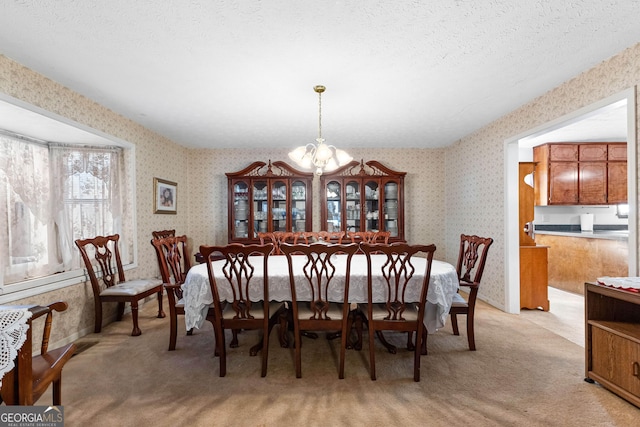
[534,229,628,241]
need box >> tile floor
[519,286,585,347]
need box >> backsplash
[534,204,628,227]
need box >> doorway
[504,88,637,315]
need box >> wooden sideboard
[584,282,640,408]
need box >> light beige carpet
[41,298,638,426]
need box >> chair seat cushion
[362,303,420,321]
[451,293,469,307]
[175,298,185,309]
[296,302,345,320]
[221,301,284,320]
[100,278,162,296]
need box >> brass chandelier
[288,85,353,176]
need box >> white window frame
[0,94,139,304]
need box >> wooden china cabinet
[226,161,313,243]
[320,160,406,242]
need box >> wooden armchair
[450,234,494,350]
[75,234,165,336]
[0,302,76,405]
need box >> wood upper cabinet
[608,162,628,204]
[226,161,313,243]
[579,162,607,204]
[534,142,627,205]
[608,143,628,204]
[320,160,406,242]
[548,162,579,204]
[578,144,608,204]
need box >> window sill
[0,262,138,304]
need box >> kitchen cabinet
[578,143,607,204]
[226,160,313,243]
[320,160,406,242]
[579,162,607,204]
[608,143,628,204]
[585,282,640,408]
[534,142,627,205]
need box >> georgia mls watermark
[0,406,64,427]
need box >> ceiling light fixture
[288,85,352,176]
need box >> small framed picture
[154,178,177,214]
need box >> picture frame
[154,178,177,214]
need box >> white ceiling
[0,1,638,150]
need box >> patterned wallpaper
[1,41,639,342]
[446,42,640,308]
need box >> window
[0,133,133,294]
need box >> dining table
[182,253,460,335]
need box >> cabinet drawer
[591,326,640,396]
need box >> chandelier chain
[318,90,322,140]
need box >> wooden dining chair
[316,230,345,243]
[0,302,76,405]
[151,229,175,239]
[258,231,298,255]
[75,234,165,336]
[200,243,285,377]
[296,231,318,243]
[151,235,217,351]
[280,242,359,379]
[360,242,436,381]
[348,231,389,250]
[450,234,494,351]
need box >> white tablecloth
[0,307,33,388]
[182,254,459,334]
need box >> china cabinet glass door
[253,180,268,237]
[291,180,308,232]
[233,180,250,239]
[271,180,288,232]
[325,181,342,232]
[383,180,399,237]
[364,180,380,232]
[345,180,361,234]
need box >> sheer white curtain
[49,144,125,271]
[0,136,53,284]
[0,135,125,286]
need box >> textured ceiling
[0,1,638,149]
